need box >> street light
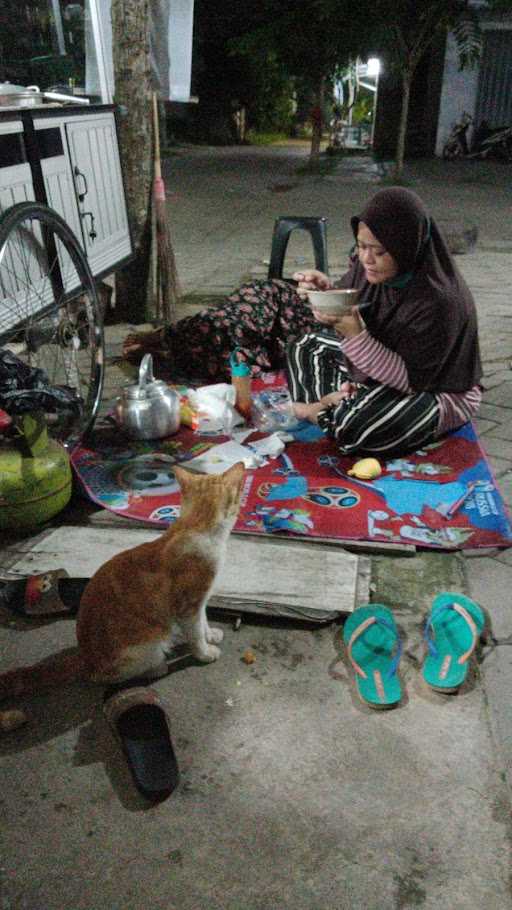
[357,58,380,147]
[366,58,381,78]
[366,59,381,146]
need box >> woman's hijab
[343,187,482,392]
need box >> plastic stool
[267,216,328,280]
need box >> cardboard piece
[5,525,367,622]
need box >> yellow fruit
[347,457,382,480]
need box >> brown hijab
[340,187,482,393]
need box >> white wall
[435,17,512,156]
[91,0,194,104]
[435,32,480,156]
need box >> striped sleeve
[340,329,412,393]
[341,329,482,434]
[435,386,482,433]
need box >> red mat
[72,375,512,552]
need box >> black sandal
[103,686,179,802]
[0,571,88,617]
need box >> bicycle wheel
[0,201,104,450]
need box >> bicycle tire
[0,201,104,450]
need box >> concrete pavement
[1,143,512,909]
[147,142,512,897]
[164,140,512,792]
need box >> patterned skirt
[169,280,317,381]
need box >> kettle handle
[138,353,155,391]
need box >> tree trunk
[393,67,412,181]
[309,76,325,160]
[111,0,153,323]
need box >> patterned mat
[72,377,512,551]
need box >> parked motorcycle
[443,113,512,162]
[442,112,473,159]
[471,120,512,162]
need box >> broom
[152,91,181,325]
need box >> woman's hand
[319,383,357,406]
[310,305,364,337]
[333,306,364,339]
[293,383,357,424]
[310,309,338,326]
[292,269,332,299]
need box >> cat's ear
[225,461,245,481]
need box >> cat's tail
[0,650,84,702]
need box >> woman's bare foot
[122,327,170,363]
[122,334,143,361]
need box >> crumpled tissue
[246,433,286,460]
[184,432,287,475]
[184,439,264,474]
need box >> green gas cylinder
[0,413,72,530]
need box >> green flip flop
[422,592,485,692]
[343,605,403,708]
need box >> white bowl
[307,288,360,315]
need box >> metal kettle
[114,354,180,439]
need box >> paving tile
[482,423,512,441]
[478,402,512,421]
[482,371,512,388]
[478,436,512,459]
[474,417,500,436]
[493,470,512,507]
[486,456,512,475]
[480,383,512,407]
[493,547,512,566]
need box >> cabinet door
[32,120,83,296]
[0,120,34,213]
[0,121,45,335]
[65,113,132,277]
[35,123,83,244]
[0,120,82,334]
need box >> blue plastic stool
[267,215,328,280]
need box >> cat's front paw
[207,626,224,644]
[195,644,222,663]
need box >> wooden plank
[213,537,361,619]
[4,525,365,621]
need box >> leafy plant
[229,0,372,159]
[370,0,509,178]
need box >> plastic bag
[187,383,244,434]
[251,388,298,432]
[0,349,82,418]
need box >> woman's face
[356,222,399,284]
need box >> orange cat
[0,462,245,702]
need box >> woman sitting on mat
[123,187,482,457]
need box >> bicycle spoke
[0,202,104,449]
